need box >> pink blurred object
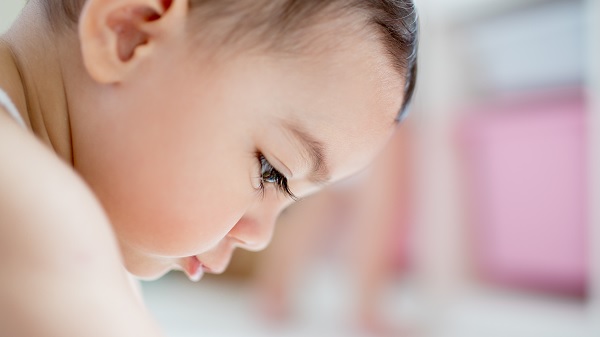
[460,89,587,296]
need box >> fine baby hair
[43,0,418,118]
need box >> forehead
[186,7,406,117]
[291,26,405,119]
[266,35,404,179]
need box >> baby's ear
[79,0,188,84]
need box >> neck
[1,0,73,164]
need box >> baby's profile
[0,0,418,335]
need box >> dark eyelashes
[256,152,298,201]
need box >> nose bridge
[227,195,286,251]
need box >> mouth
[183,256,208,282]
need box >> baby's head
[41,0,418,279]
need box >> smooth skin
[0,0,404,335]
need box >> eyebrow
[282,121,330,184]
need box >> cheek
[125,152,256,256]
[80,99,258,257]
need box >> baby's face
[73,30,403,280]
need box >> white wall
[0,0,24,33]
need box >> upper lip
[189,256,217,274]
[186,240,238,275]
[181,256,202,279]
[200,262,213,273]
[199,257,232,275]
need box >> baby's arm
[0,111,164,336]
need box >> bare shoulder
[0,111,162,337]
[0,108,119,270]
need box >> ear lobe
[79,0,187,84]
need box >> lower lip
[185,256,204,282]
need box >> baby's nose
[227,202,283,252]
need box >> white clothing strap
[0,88,26,128]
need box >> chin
[134,270,172,281]
[124,260,174,281]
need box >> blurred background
[2,0,599,336]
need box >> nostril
[227,235,252,247]
[228,236,268,251]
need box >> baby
[0,0,418,336]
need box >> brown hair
[43,0,418,120]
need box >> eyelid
[281,121,330,184]
[261,153,293,179]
